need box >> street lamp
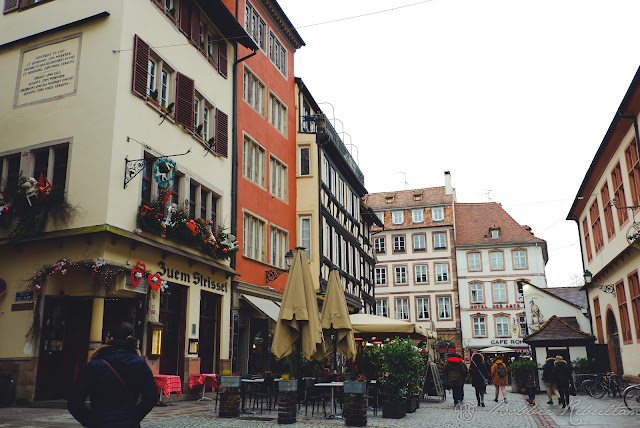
[265,250,295,283]
[583,270,616,295]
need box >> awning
[349,313,437,339]
[242,294,281,322]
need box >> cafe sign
[156,261,228,292]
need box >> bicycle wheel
[590,382,606,398]
[623,386,640,414]
[581,379,594,395]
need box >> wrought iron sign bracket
[123,141,191,189]
[589,283,616,296]
[265,268,286,284]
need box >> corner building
[0,0,255,402]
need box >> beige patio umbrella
[320,269,356,360]
[271,248,324,361]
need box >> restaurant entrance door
[199,291,220,374]
[35,297,92,400]
[159,282,186,376]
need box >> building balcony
[316,115,364,187]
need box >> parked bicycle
[573,374,598,395]
[622,375,640,414]
[589,372,622,398]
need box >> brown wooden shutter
[175,72,195,130]
[179,0,192,37]
[190,4,200,45]
[217,39,227,78]
[215,109,228,158]
[4,0,19,14]
[132,35,149,98]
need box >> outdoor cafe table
[188,373,218,402]
[154,374,182,404]
[314,382,344,418]
[241,378,264,413]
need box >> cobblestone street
[1,385,640,428]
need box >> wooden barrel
[343,393,367,426]
[277,391,297,424]
[218,390,240,417]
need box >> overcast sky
[277,0,640,287]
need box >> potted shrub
[359,344,382,381]
[278,358,297,392]
[219,369,241,388]
[218,369,241,417]
[381,338,418,419]
[405,345,424,413]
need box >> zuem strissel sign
[156,261,228,292]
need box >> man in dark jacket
[542,357,559,404]
[444,353,468,407]
[552,355,572,409]
[68,322,157,427]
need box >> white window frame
[413,234,425,251]
[432,206,444,221]
[393,235,405,252]
[244,1,267,51]
[268,30,287,76]
[496,315,510,337]
[242,67,265,116]
[470,282,484,303]
[376,299,388,317]
[270,225,288,269]
[437,296,452,319]
[299,146,311,176]
[376,211,384,223]
[434,232,446,250]
[269,155,288,201]
[435,263,449,282]
[513,249,527,269]
[243,211,266,262]
[467,252,481,271]
[473,316,486,336]
[519,315,528,336]
[395,266,407,284]
[414,265,428,284]
[375,267,387,285]
[493,282,507,302]
[417,297,430,320]
[300,216,311,260]
[490,251,504,270]
[268,92,287,135]
[242,135,266,187]
[374,237,385,253]
[392,211,403,225]
[396,298,409,320]
[411,209,423,223]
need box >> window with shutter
[179,0,192,37]
[215,109,228,158]
[175,72,195,129]
[190,4,199,45]
[4,0,19,13]
[217,39,227,78]
[132,35,150,98]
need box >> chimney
[444,171,454,197]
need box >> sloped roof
[524,315,595,344]
[364,187,453,210]
[454,202,546,246]
[544,287,588,310]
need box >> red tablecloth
[154,374,182,397]
[189,373,219,390]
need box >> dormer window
[490,228,500,239]
[413,194,422,202]
[385,196,394,204]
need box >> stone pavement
[1,384,640,428]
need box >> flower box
[382,399,407,419]
[219,375,241,388]
[343,381,367,394]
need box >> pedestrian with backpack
[491,356,508,403]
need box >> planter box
[406,396,418,413]
[219,375,241,388]
[343,381,367,394]
[278,379,298,392]
[382,400,407,419]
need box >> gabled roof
[524,315,595,344]
[543,286,588,310]
[454,202,546,247]
[364,187,453,210]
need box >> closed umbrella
[321,269,356,360]
[272,248,324,361]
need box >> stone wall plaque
[15,34,81,107]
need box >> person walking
[469,353,489,407]
[553,355,573,409]
[542,356,560,404]
[68,321,157,427]
[444,353,469,407]
[491,356,508,403]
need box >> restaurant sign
[156,261,228,292]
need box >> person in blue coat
[68,322,157,427]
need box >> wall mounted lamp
[265,250,295,284]
[583,270,616,296]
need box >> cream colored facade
[568,67,640,380]
[0,0,255,401]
